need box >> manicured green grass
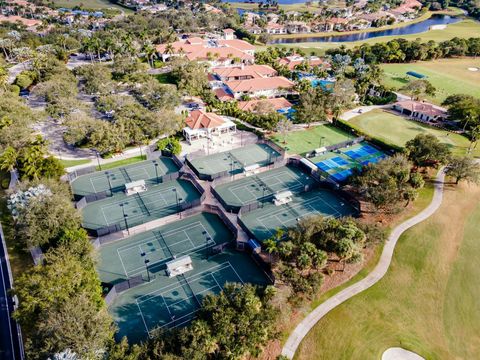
[295,183,480,359]
[270,124,355,155]
[349,109,477,157]
[154,72,175,84]
[51,0,130,12]
[381,58,480,104]
[266,19,480,56]
[96,155,146,171]
[229,0,346,12]
[60,159,91,168]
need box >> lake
[269,15,461,44]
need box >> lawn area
[96,155,146,171]
[270,124,355,155]
[348,109,477,157]
[60,158,91,168]
[51,0,131,12]
[381,58,480,104]
[295,182,480,360]
[229,0,346,12]
[267,19,480,56]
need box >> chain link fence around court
[104,274,144,306]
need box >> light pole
[178,198,183,218]
[95,150,101,170]
[105,171,113,196]
[154,162,159,184]
[144,258,151,282]
[120,203,129,234]
[262,185,268,207]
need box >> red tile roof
[212,64,277,80]
[237,97,292,112]
[394,100,446,117]
[185,110,226,129]
[214,88,235,101]
[226,76,295,93]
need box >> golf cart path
[281,169,446,359]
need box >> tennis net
[135,192,151,216]
[253,175,276,196]
[121,167,132,182]
[227,152,244,171]
[179,274,202,307]
[154,230,174,259]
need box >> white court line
[135,299,150,337]
[139,263,243,332]
[226,261,245,284]
[117,248,129,277]
[136,262,233,303]
[118,223,211,276]
[116,222,204,251]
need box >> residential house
[211,64,277,81]
[183,110,236,143]
[279,55,330,71]
[237,97,293,113]
[325,17,350,31]
[0,15,42,31]
[392,100,447,122]
[286,21,311,34]
[225,76,295,99]
[156,37,255,66]
[265,22,287,35]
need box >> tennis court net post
[179,274,202,307]
[135,192,151,216]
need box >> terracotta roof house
[0,15,42,31]
[237,97,293,112]
[211,64,277,81]
[222,28,235,40]
[156,37,255,66]
[279,55,330,71]
[183,110,236,143]
[392,100,447,122]
[225,76,295,99]
[265,22,287,34]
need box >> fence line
[67,165,96,183]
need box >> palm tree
[264,238,277,263]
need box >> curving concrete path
[282,169,446,359]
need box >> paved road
[281,169,446,359]
[0,224,23,360]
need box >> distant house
[392,100,447,122]
[0,15,42,31]
[237,97,293,113]
[286,21,311,34]
[156,37,255,66]
[279,55,330,71]
[225,76,295,99]
[183,110,236,143]
[326,17,350,31]
[245,24,263,35]
[265,22,287,35]
[211,64,277,81]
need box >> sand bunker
[468,67,479,72]
[382,347,425,360]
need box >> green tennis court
[81,179,201,234]
[71,157,180,198]
[187,143,281,179]
[214,165,316,210]
[103,213,270,342]
[239,188,358,242]
[97,213,231,284]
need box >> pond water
[269,15,461,44]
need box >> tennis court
[103,213,270,342]
[187,143,281,180]
[240,188,358,241]
[310,142,386,182]
[82,179,201,234]
[71,157,180,198]
[214,165,316,210]
[97,213,231,284]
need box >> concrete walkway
[281,169,446,359]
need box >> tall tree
[405,133,451,168]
